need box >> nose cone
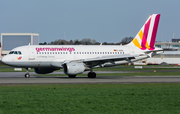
[1,56,8,65]
[1,55,12,66]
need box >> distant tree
[92,39,96,44]
[115,42,121,45]
[45,37,133,46]
[103,42,108,45]
[69,40,73,45]
[54,40,59,45]
[39,42,47,45]
[74,39,80,45]
[49,41,55,45]
[59,40,67,45]
[121,37,133,45]
[60,42,64,45]
[94,42,100,45]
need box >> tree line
[39,37,133,45]
[0,37,133,47]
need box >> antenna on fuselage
[28,43,31,46]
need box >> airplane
[1,14,163,78]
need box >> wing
[81,53,140,67]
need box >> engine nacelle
[34,68,55,74]
[63,63,86,75]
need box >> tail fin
[129,14,160,50]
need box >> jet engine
[63,62,87,75]
[34,68,56,74]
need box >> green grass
[1,64,180,77]
[94,67,180,71]
[1,65,180,72]
[0,68,32,72]
[0,83,180,114]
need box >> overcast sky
[0,0,180,43]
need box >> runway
[0,72,180,84]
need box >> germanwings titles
[1,14,163,78]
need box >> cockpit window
[9,51,22,55]
[18,51,22,54]
[14,51,18,54]
[9,51,14,54]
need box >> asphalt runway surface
[0,72,180,84]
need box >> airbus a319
[1,14,163,78]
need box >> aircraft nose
[1,56,11,65]
[1,56,7,64]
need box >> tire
[68,75,76,78]
[88,72,96,78]
[25,73,30,78]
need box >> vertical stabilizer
[128,14,160,50]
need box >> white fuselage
[2,45,148,68]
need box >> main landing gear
[68,75,76,78]
[25,68,31,78]
[88,72,96,78]
[87,68,96,78]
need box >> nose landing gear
[25,73,30,78]
[25,68,31,78]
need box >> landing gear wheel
[25,73,30,78]
[88,72,96,78]
[68,75,76,78]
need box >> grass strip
[0,83,180,114]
